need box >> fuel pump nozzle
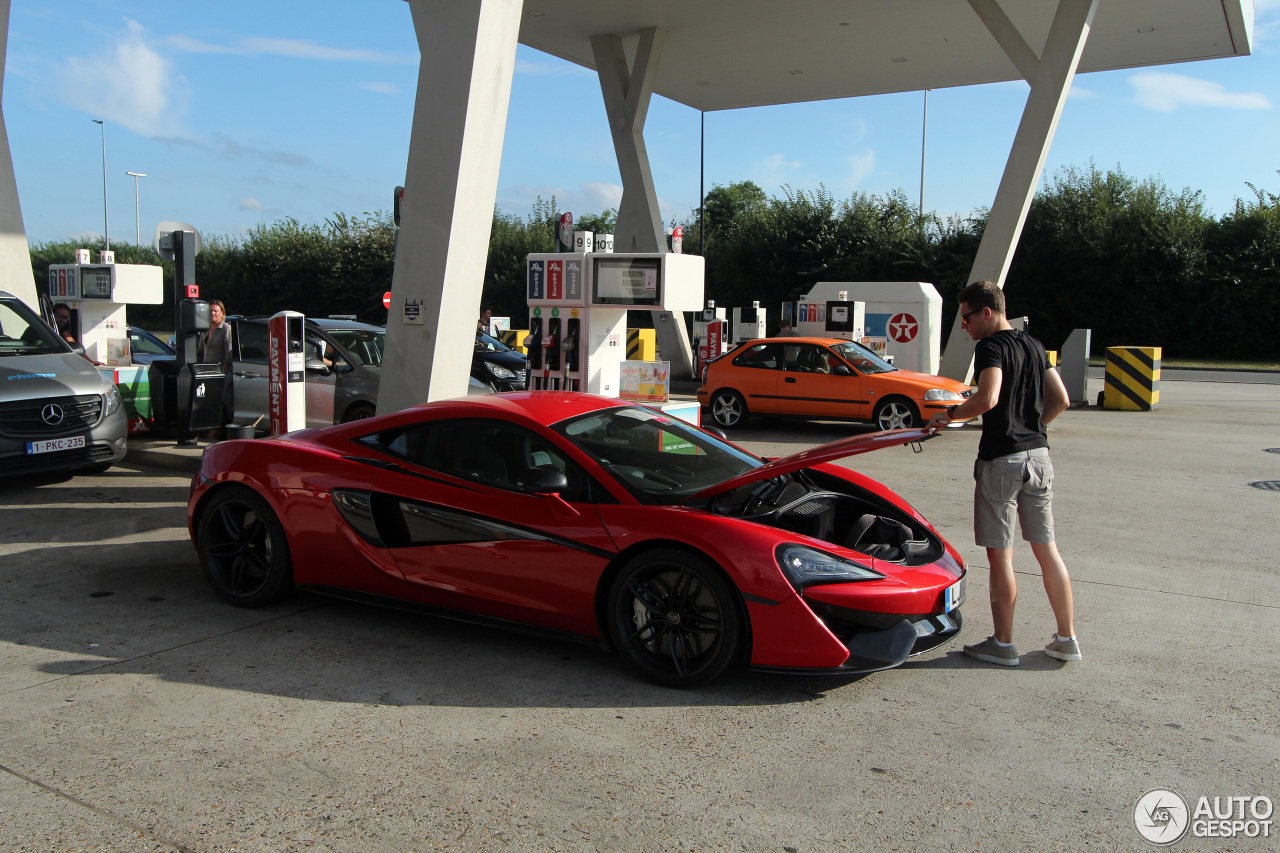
[560,330,578,392]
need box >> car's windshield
[832,340,896,375]
[326,328,385,367]
[0,298,69,356]
[554,406,761,505]
[476,331,512,353]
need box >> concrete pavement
[1,375,1276,852]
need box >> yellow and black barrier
[626,328,656,361]
[1046,350,1058,367]
[1103,346,1160,411]
[499,329,529,355]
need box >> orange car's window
[783,345,832,374]
[733,343,779,370]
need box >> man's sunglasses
[960,307,984,327]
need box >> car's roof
[233,315,384,332]
[739,337,862,346]
[409,391,620,423]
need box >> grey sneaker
[963,636,1020,666]
[1044,634,1082,661]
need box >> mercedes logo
[41,403,65,426]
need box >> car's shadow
[7,531,873,710]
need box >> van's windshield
[0,298,69,356]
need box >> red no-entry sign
[382,291,391,310]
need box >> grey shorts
[974,448,1055,549]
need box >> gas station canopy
[517,0,1253,111]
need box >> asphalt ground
[1,376,1277,852]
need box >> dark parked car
[473,331,527,392]
[127,327,175,365]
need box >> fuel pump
[561,316,580,391]
[268,311,307,435]
[524,315,544,387]
[731,301,767,343]
[544,316,562,390]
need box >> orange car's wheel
[710,389,749,429]
[874,397,919,430]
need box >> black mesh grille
[0,394,103,437]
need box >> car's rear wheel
[342,403,376,423]
[607,549,743,687]
[710,389,749,429]
[197,487,294,607]
[874,397,919,430]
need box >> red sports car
[188,393,965,686]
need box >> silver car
[228,317,383,430]
[0,291,127,476]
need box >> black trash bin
[184,363,227,431]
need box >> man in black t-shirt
[928,281,1080,667]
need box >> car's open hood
[688,427,936,502]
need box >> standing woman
[197,300,233,440]
[198,300,232,371]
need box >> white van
[0,291,127,476]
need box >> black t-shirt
[973,329,1049,461]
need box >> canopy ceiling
[517,0,1254,111]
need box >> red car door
[369,418,617,638]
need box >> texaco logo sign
[888,313,918,343]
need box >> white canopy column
[938,0,1099,383]
[0,0,37,309]
[591,28,695,380]
[378,0,523,413]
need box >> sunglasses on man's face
[960,307,984,327]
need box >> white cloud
[59,18,186,136]
[358,82,399,95]
[162,34,233,54]
[515,58,593,77]
[580,181,623,210]
[238,197,263,211]
[1129,72,1271,112]
[238,37,414,64]
[845,150,876,188]
[760,153,803,171]
[1068,85,1099,100]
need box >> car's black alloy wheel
[607,549,742,687]
[198,488,294,607]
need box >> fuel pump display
[525,249,703,398]
[268,311,307,435]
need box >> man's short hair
[958,280,1005,315]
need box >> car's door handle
[235,371,260,378]
[784,377,797,383]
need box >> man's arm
[929,366,1001,429]
[1043,367,1070,424]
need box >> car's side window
[784,345,831,374]
[375,419,609,503]
[236,323,269,363]
[733,343,779,370]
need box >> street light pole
[91,119,109,251]
[126,171,147,247]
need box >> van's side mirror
[304,358,331,375]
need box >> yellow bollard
[626,328,656,361]
[1103,346,1161,411]
[500,329,529,355]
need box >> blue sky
[5,0,1279,247]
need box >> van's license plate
[26,435,86,455]
[943,577,966,613]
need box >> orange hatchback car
[697,337,972,430]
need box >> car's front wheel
[873,397,919,430]
[710,389,749,429]
[606,549,743,687]
[342,403,376,423]
[197,487,294,607]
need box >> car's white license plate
[26,435,86,455]
[943,577,966,613]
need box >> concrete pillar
[938,0,1098,383]
[591,28,695,380]
[0,0,38,310]
[378,0,523,414]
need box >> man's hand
[928,410,952,432]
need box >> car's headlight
[485,362,516,380]
[923,388,964,401]
[103,384,122,416]
[776,544,884,588]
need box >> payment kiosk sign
[527,260,545,300]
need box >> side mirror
[832,364,853,376]
[304,358,331,375]
[703,426,728,441]
[517,465,568,494]
[70,342,87,357]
